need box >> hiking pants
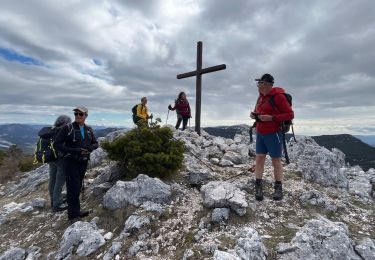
[64,157,88,219]
[176,115,189,130]
[136,119,149,128]
[48,158,65,208]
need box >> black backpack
[269,93,293,133]
[132,105,139,123]
[33,127,58,164]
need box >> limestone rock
[277,216,360,260]
[355,238,375,260]
[88,147,107,169]
[214,250,240,260]
[0,247,26,260]
[201,181,248,216]
[287,136,348,188]
[211,208,230,223]
[102,174,171,210]
[219,159,234,167]
[6,164,49,196]
[185,164,215,186]
[299,190,337,211]
[235,227,268,260]
[222,151,246,165]
[123,214,151,234]
[55,221,105,259]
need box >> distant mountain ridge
[311,134,375,171]
[1,124,374,170]
[0,124,123,152]
[203,125,375,171]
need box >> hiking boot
[79,210,90,218]
[273,182,283,201]
[52,203,68,212]
[255,181,264,201]
[68,216,82,224]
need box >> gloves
[149,114,153,119]
[168,104,172,110]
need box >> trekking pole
[81,178,85,200]
[223,171,248,181]
[166,110,170,126]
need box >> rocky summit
[0,127,374,259]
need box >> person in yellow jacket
[136,97,153,128]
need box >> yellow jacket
[136,104,149,120]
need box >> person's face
[74,110,87,124]
[181,93,186,99]
[257,81,272,95]
[141,98,147,105]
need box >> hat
[255,73,274,84]
[73,106,88,113]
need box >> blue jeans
[49,159,65,208]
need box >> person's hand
[259,115,273,122]
[168,104,172,110]
[149,114,153,119]
[250,112,256,119]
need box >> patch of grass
[185,230,195,246]
[262,224,298,260]
[286,170,303,180]
[349,198,373,211]
[216,234,236,250]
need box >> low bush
[102,126,184,179]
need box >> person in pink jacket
[168,92,191,130]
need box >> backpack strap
[282,131,290,164]
[269,94,279,111]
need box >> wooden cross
[177,41,226,135]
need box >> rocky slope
[0,128,374,260]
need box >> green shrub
[102,126,185,179]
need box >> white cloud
[0,0,374,135]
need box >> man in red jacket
[250,74,294,201]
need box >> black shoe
[52,204,68,212]
[255,181,264,201]
[79,210,90,218]
[68,216,82,224]
[273,183,283,201]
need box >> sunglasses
[74,112,85,117]
[257,81,266,85]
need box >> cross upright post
[177,41,226,135]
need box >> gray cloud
[0,0,374,134]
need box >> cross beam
[176,41,226,135]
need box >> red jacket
[171,99,191,116]
[254,87,294,135]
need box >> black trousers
[64,157,88,219]
[175,115,189,130]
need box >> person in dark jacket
[47,115,71,212]
[250,74,294,201]
[168,92,191,130]
[54,106,98,222]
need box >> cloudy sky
[0,0,374,135]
